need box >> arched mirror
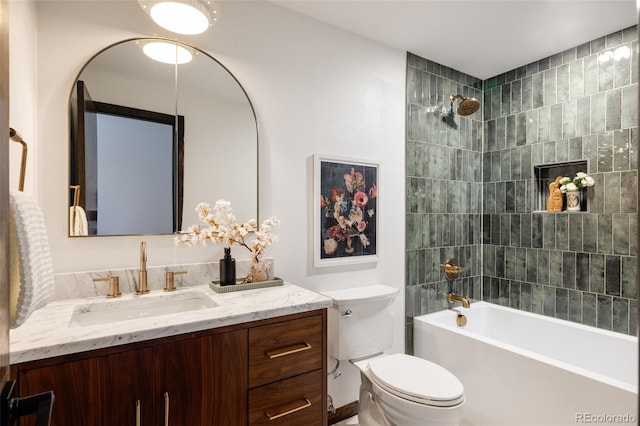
[69,37,258,237]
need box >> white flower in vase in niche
[559,172,595,211]
[175,199,279,282]
[559,172,595,192]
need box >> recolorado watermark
[576,413,637,424]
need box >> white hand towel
[9,190,56,328]
[69,205,88,236]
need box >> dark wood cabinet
[11,309,326,426]
[153,330,247,426]
[249,370,324,425]
[248,314,326,425]
[105,348,154,426]
[16,348,153,426]
[249,315,323,388]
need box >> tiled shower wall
[406,25,638,352]
[483,26,638,335]
[405,56,484,353]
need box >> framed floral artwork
[314,154,378,267]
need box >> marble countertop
[10,282,332,364]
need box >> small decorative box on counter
[209,277,284,293]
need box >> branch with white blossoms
[559,172,595,193]
[175,199,279,263]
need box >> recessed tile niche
[533,160,589,213]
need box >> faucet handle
[165,271,187,292]
[93,276,122,298]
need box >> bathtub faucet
[447,292,470,308]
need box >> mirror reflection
[69,38,258,237]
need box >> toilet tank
[321,285,399,360]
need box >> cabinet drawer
[249,315,323,388]
[248,369,323,426]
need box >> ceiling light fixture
[141,41,193,64]
[138,0,218,35]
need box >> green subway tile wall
[406,25,638,353]
[405,54,484,353]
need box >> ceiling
[272,0,637,80]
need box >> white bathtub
[414,301,638,426]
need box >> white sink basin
[69,291,218,328]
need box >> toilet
[321,285,465,426]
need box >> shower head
[449,94,480,116]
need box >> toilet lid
[368,353,464,407]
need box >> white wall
[12,0,406,408]
[9,0,37,194]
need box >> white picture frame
[313,154,379,268]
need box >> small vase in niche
[565,190,581,212]
[219,247,236,286]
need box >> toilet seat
[368,353,464,407]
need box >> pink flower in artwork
[349,207,363,224]
[329,224,349,241]
[357,221,367,232]
[368,183,378,198]
[331,186,341,202]
[344,168,365,192]
[328,225,340,239]
[354,191,368,207]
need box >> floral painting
[314,155,378,267]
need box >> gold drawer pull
[135,400,141,426]
[265,398,312,420]
[164,392,170,426]
[266,342,312,359]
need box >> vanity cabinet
[13,330,246,426]
[248,315,325,425]
[11,309,326,426]
[153,330,247,425]
[14,347,155,425]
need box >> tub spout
[447,292,470,308]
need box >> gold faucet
[137,241,149,294]
[93,275,121,298]
[447,292,470,308]
[165,271,187,292]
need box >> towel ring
[69,185,80,208]
[9,127,27,192]
[69,185,82,235]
